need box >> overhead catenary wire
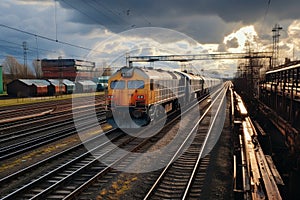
[0,23,94,52]
[89,0,129,25]
[0,38,83,58]
[60,0,118,26]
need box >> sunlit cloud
[223,25,258,53]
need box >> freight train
[106,66,221,128]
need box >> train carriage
[176,71,204,102]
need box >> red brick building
[41,59,95,81]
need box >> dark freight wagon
[7,79,50,97]
[62,79,76,94]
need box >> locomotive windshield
[128,80,144,89]
[110,80,125,89]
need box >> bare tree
[2,55,33,79]
[33,59,43,78]
[2,56,21,79]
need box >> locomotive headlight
[108,95,114,99]
[137,95,144,99]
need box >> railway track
[0,94,105,112]
[0,126,149,199]
[0,108,105,143]
[142,82,228,199]
[0,104,105,135]
[0,94,105,128]
[0,109,106,160]
[0,95,107,160]
[1,83,227,199]
[0,128,120,195]
[72,84,228,199]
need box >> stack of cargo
[41,59,95,81]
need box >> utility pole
[272,24,282,68]
[23,41,28,78]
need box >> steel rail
[143,83,228,199]
[0,110,105,143]
[0,128,122,200]
[182,83,228,199]
[58,84,225,199]
[0,128,117,185]
[0,114,106,161]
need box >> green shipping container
[0,66,3,94]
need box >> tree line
[2,55,42,79]
[1,55,43,91]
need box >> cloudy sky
[1,0,300,77]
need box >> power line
[0,37,82,56]
[0,23,94,52]
[89,0,129,25]
[85,0,121,25]
[262,0,271,26]
[0,39,55,54]
[0,42,85,63]
[0,39,22,47]
[60,0,115,26]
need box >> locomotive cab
[106,67,149,128]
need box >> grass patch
[97,174,138,199]
[0,137,79,173]
[0,91,7,96]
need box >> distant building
[41,59,95,81]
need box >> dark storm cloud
[58,0,267,25]
[2,0,300,65]
[55,0,300,43]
